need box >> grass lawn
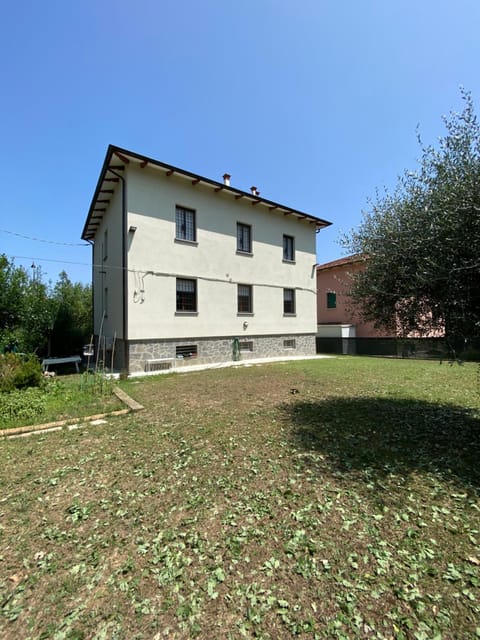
[0,374,124,431]
[1,357,479,639]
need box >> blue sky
[1,0,480,284]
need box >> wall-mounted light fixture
[129,225,137,233]
[243,321,249,329]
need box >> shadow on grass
[282,397,480,488]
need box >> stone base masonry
[127,333,316,374]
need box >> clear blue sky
[1,0,480,285]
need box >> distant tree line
[0,254,92,357]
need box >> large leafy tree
[0,254,28,339]
[50,271,92,356]
[0,257,92,356]
[19,268,57,354]
[343,90,480,343]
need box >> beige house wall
[125,164,318,340]
[88,160,323,371]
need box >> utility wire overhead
[0,228,90,247]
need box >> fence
[316,337,480,361]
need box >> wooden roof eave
[82,144,332,240]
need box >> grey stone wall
[127,333,316,373]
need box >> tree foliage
[50,271,92,356]
[0,254,28,337]
[0,256,92,356]
[343,90,480,341]
[19,269,58,353]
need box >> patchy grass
[1,357,479,639]
[0,374,123,430]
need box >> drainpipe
[107,167,128,372]
[86,239,94,352]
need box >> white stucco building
[82,146,331,373]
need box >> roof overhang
[82,145,332,240]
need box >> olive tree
[343,90,480,344]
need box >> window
[283,339,296,349]
[239,341,254,352]
[176,206,196,242]
[237,223,252,253]
[238,284,253,313]
[103,229,108,261]
[283,234,295,261]
[283,288,296,314]
[176,345,198,359]
[176,278,197,312]
[327,292,337,309]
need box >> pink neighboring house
[316,255,392,338]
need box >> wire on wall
[7,254,317,296]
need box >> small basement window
[283,339,296,349]
[239,341,254,352]
[176,345,198,359]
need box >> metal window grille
[176,278,197,311]
[176,206,196,241]
[238,284,252,313]
[283,235,294,261]
[283,339,296,349]
[237,223,251,252]
[283,288,295,314]
[239,341,253,352]
[176,345,198,359]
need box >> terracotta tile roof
[316,254,367,272]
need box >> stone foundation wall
[127,333,316,373]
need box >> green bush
[13,356,43,389]
[0,353,44,392]
[0,386,47,423]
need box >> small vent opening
[239,341,254,352]
[283,339,296,349]
[145,359,173,372]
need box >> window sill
[236,250,253,257]
[237,312,254,316]
[282,259,296,264]
[175,238,198,246]
[283,313,297,317]
[175,311,199,316]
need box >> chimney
[250,186,258,196]
[223,173,231,186]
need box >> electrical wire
[1,228,90,247]
[7,254,317,294]
[9,255,92,267]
